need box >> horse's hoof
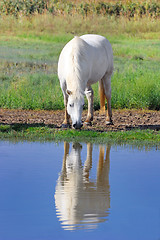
[61,123,70,128]
[84,121,92,126]
[106,121,113,125]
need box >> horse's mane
[67,36,88,98]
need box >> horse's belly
[88,73,103,85]
[87,46,109,84]
[88,60,107,85]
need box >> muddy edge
[0,109,160,132]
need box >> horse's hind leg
[84,87,93,125]
[101,73,113,125]
[61,92,70,128]
[99,79,106,114]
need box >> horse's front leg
[84,87,93,125]
[61,93,70,128]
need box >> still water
[0,141,159,240]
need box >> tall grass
[0,54,159,110]
[111,62,160,110]
[0,74,64,110]
[0,70,159,110]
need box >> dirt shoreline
[0,108,160,132]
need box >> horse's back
[80,34,113,83]
[58,34,113,87]
[80,34,113,59]
[80,34,110,48]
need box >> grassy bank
[0,7,159,144]
[0,124,160,146]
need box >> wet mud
[0,109,160,132]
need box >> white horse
[54,142,110,230]
[58,34,113,129]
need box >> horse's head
[67,90,84,129]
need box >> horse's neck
[67,38,88,92]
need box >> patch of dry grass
[0,13,160,39]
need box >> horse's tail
[99,79,106,114]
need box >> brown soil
[0,108,160,132]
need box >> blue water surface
[0,141,159,240]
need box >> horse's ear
[66,89,72,95]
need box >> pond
[0,141,159,240]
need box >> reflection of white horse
[54,142,110,230]
[58,34,113,129]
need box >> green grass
[112,59,160,109]
[0,124,159,146]
[0,34,159,110]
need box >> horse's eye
[69,103,74,107]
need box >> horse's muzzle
[73,122,83,129]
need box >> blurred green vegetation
[1,0,160,18]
